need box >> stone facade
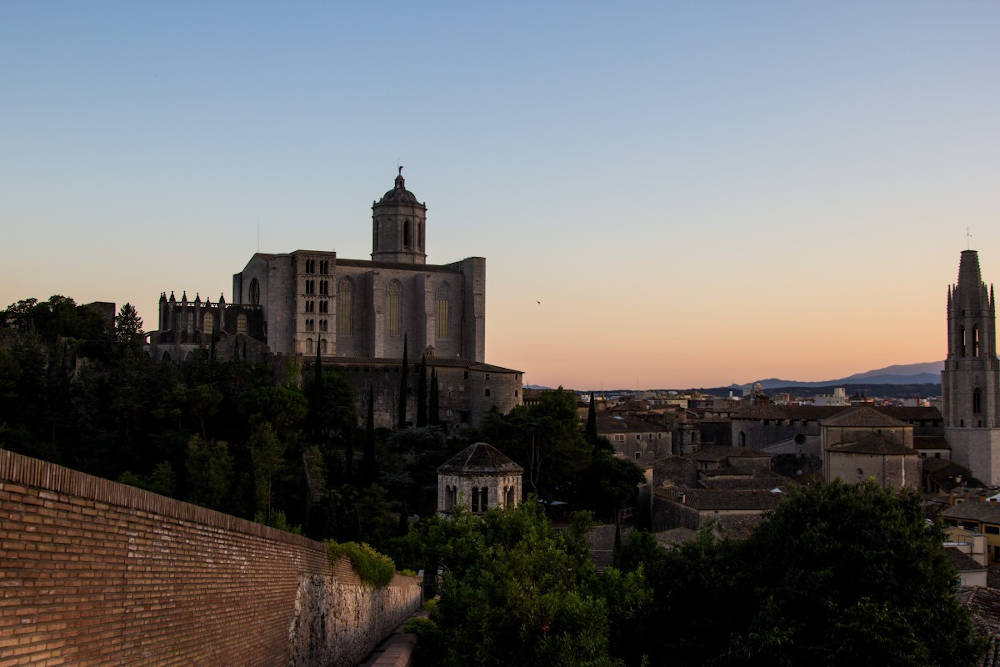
[145,171,522,428]
[943,249,1000,484]
[821,407,920,489]
[437,442,523,514]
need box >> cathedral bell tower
[371,167,427,264]
[943,249,1000,483]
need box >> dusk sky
[3,2,998,389]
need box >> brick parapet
[0,448,421,665]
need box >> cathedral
[943,249,1000,484]
[147,170,523,427]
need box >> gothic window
[306,338,313,355]
[445,485,455,511]
[305,280,315,295]
[237,313,248,334]
[319,300,328,314]
[305,259,315,274]
[974,388,983,414]
[320,338,328,354]
[471,486,479,512]
[187,312,195,335]
[974,326,981,357]
[249,278,260,305]
[436,283,450,340]
[404,219,412,248]
[306,319,314,332]
[480,487,488,511]
[505,485,515,507]
[319,319,328,332]
[319,280,328,295]
[960,326,967,357]
[203,312,214,335]
[319,260,329,274]
[338,278,353,336]
[387,280,402,337]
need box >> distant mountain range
[743,361,944,390]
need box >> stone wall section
[0,449,420,665]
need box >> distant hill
[744,361,944,389]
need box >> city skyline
[3,3,998,388]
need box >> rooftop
[437,442,523,475]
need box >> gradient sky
[3,2,999,389]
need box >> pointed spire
[169,291,176,302]
[958,250,983,291]
[219,293,226,306]
[181,291,188,303]
[194,293,201,304]
[159,292,167,303]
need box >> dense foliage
[326,539,396,587]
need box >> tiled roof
[437,442,523,474]
[946,547,987,572]
[596,413,668,433]
[656,487,783,511]
[820,406,910,428]
[942,502,1000,524]
[958,586,1000,667]
[827,433,916,455]
[732,405,845,420]
[878,406,943,421]
[694,446,772,462]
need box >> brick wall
[0,449,421,665]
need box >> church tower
[943,249,1000,484]
[371,168,427,264]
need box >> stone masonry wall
[0,449,421,665]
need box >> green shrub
[326,539,395,587]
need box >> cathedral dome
[376,168,423,206]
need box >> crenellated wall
[0,449,421,665]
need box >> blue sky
[3,2,999,387]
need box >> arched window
[480,487,488,511]
[404,219,412,248]
[974,326,981,357]
[338,278,353,336]
[418,222,423,248]
[186,312,195,335]
[320,338,328,355]
[373,220,380,251]
[203,312,214,335]
[387,281,402,336]
[505,485,515,507]
[445,485,455,511]
[471,486,480,512]
[960,326,967,357]
[237,313,247,334]
[249,278,260,305]
[739,431,746,447]
[974,388,983,414]
[306,338,313,355]
[436,283,450,340]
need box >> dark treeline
[0,295,643,550]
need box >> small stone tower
[943,249,1000,484]
[371,168,427,264]
[437,442,523,514]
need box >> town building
[821,406,920,489]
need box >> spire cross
[967,226,973,250]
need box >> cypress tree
[397,333,408,429]
[364,387,376,484]
[585,391,598,444]
[416,355,428,427]
[429,368,440,426]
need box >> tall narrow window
[319,260,329,274]
[404,220,412,248]
[974,326,981,357]
[248,278,260,305]
[203,312,214,335]
[320,338,328,354]
[306,338,313,354]
[374,220,380,251]
[471,486,479,512]
[319,300,328,313]
[387,280,402,336]
[480,487,488,511]
[974,388,983,414]
[418,222,423,248]
[237,313,247,334]
[338,278,353,336]
[436,283,450,339]
[319,280,328,295]
[960,326,967,357]
[186,312,195,335]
